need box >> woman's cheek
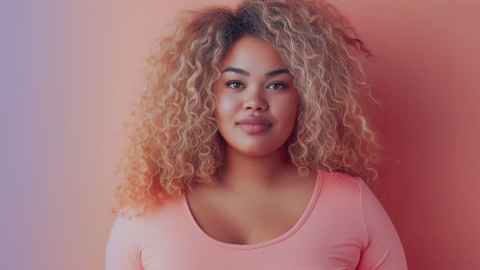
[216,94,239,119]
[278,99,299,132]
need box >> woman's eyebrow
[221,67,291,78]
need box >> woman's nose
[243,88,269,111]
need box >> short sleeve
[105,215,144,270]
[356,179,409,270]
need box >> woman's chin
[227,143,281,157]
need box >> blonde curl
[112,0,383,218]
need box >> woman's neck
[215,145,295,195]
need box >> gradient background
[4,0,479,269]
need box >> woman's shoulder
[321,170,366,196]
[111,197,186,230]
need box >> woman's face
[213,35,300,157]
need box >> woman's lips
[237,123,272,135]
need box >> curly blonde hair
[112,0,383,217]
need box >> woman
[105,0,408,269]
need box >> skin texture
[211,35,306,195]
[185,35,318,244]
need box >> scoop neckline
[182,169,324,250]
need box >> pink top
[105,170,408,269]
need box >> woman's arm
[356,179,409,270]
[105,215,144,270]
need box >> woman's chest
[186,184,313,246]
[195,199,301,245]
[139,185,364,270]
[139,216,363,270]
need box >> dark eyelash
[268,81,289,90]
[225,80,244,89]
[225,80,289,90]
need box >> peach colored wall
[19,0,479,269]
[336,2,480,268]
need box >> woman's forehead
[219,36,289,75]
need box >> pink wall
[17,0,479,269]
[336,2,480,268]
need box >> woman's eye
[267,82,289,90]
[225,80,244,89]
